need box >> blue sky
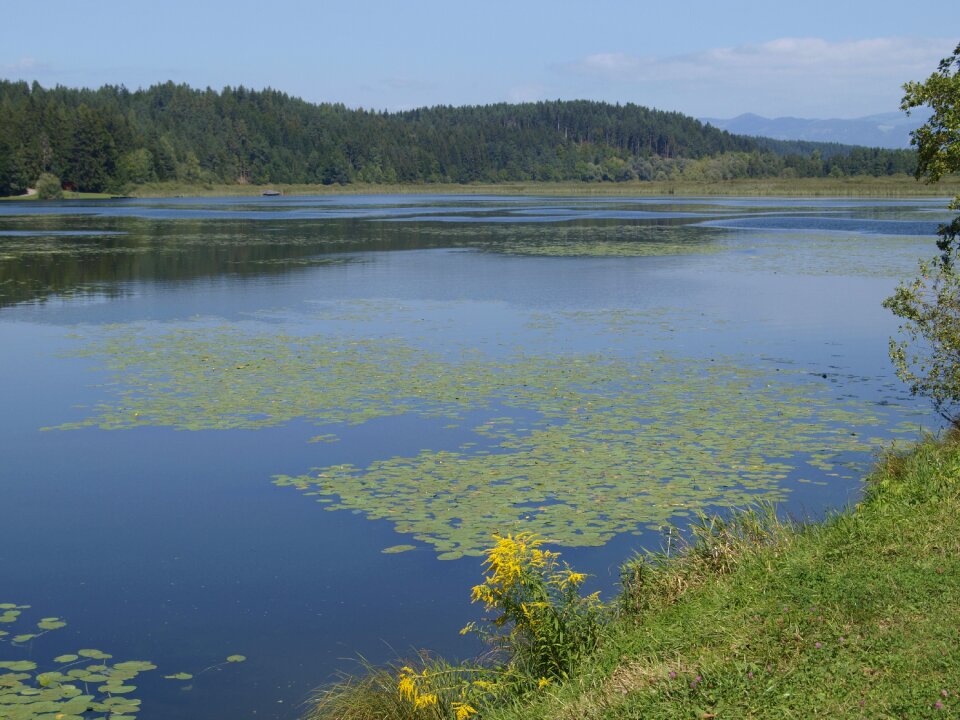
[2,1,957,119]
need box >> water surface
[0,194,948,718]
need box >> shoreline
[3,175,959,201]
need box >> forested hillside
[0,80,917,195]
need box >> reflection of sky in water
[0,195,948,719]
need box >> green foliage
[0,80,919,195]
[34,172,63,199]
[885,43,960,425]
[902,43,960,188]
[466,533,605,685]
[0,136,26,196]
[116,147,156,185]
[884,257,960,424]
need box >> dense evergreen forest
[0,80,917,195]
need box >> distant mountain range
[700,111,931,149]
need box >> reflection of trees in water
[0,215,719,307]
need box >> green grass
[483,431,960,720]
[0,190,117,201]
[305,431,960,719]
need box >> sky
[2,1,957,119]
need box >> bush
[884,42,960,426]
[35,172,63,199]
[464,532,605,685]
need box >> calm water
[0,194,950,718]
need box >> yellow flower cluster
[559,569,587,590]
[397,665,438,709]
[452,701,478,719]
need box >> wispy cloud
[560,37,955,117]
[508,84,548,103]
[1,57,53,76]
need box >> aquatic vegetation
[0,603,154,719]
[712,230,934,278]
[437,221,727,257]
[53,319,916,559]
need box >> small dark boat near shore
[261,189,282,197]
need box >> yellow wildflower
[559,569,587,590]
[397,673,415,702]
[414,692,438,709]
[452,701,478,719]
[537,677,552,689]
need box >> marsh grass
[306,655,459,720]
[119,175,960,199]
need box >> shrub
[35,172,63,199]
[464,532,605,686]
[884,42,960,426]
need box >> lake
[0,194,949,718]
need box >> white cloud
[507,84,548,103]
[562,37,955,117]
[1,57,52,76]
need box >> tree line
[0,80,918,195]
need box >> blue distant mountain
[701,110,932,149]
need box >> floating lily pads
[77,649,112,660]
[0,605,157,719]
[382,544,417,554]
[0,661,37,672]
[37,617,66,631]
[54,318,924,558]
[226,655,246,663]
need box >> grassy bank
[308,431,960,719]
[2,176,957,201]
[0,190,119,201]
[122,175,960,199]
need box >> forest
[0,80,918,195]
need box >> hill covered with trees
[0,80,917,196]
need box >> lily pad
[37,617,66,630]
[77,649,112,660]
[164,672,194,680]
[0,661,37,671]
[381,544,416,554]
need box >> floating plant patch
[0,603,154,719]
[450,222,728,257]
[52,321,919,558]
[709,230,933,278]
[0,602,251,717]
